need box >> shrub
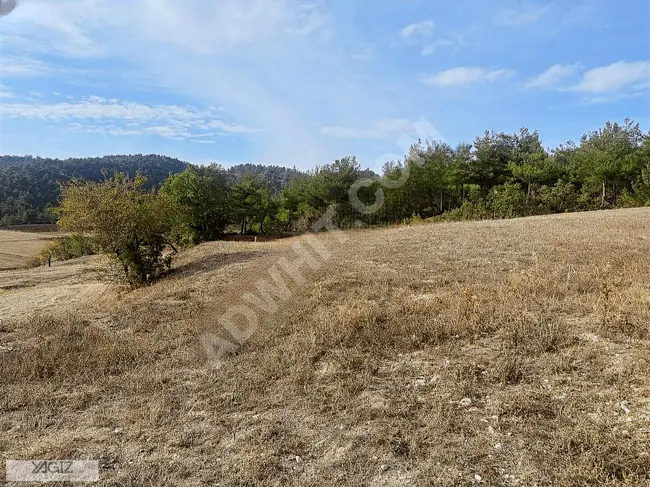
[488,183,528,219]
[37,234,95,265]
[58,173,174,286]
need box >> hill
[0,155,189,225]
[0,157,309,226]
[1,208,649,485]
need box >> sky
[0,0,649,172]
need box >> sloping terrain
[0,230,58,270]
[2,208,650,486]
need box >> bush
[58,173,175,286]
[537,180,580,213]
[488,183,528,219]
[443,201,490,221]
[36,235,95,266]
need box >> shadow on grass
[170,250,270,279]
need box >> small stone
[295,456,303,464]
[620,401,631,415]
[114,428,122,434]
[494,443,503,450]
[474,473,483,482]
[380,464,390,472]
[460,398,472,407]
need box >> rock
[620,401,631,415]
[380,464,390,472]
[494,443,503,450]
[295,456,303,464]
[460,398,472,407]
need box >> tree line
[50,118,650,285]
[0,154,302,226]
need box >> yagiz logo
[31,460,75,474]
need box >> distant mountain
[0,154,189,225]
[226,163,305,194]
[0,155,309,225]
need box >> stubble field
[1,208,650,486]
[0,229,58,270]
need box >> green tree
[231,175,273,233]
[573,119,645,207]
[160,165,231,244]
[471,131,517,189]
[58,173,174,286]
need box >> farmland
[1,208,650,485]
[0,229,59,270]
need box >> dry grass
[0,229,60,270]
[2,208,650,486]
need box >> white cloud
[525,64,578,89]
[322,118,417,140]
[2,0,330,57]
[350,46,374,61]
[494,3,550,26]
[0,96,259,140]
[0,85,14,98]
[421,39,454,57]
[571,60,650,93]
[424,67,515,87]
[0,0,433,167]
[0,56,56,77]
[584,91,646,105]
[400,20,435,39]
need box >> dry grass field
[2,208,650,486]
[0,229,59,270]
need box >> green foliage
[58,174,173,286]
[160,165,231,244]
[5,119,650,257]
[230,175,274,234]
[0,154,188,226]
[36,235,95,265]
[488,184,528,219]
[226,163,304,194]
[537,180,580,214]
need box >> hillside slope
[0,155,189,225]
[1,208,650,486]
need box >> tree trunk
[601,181,606,207]
[526,181,531,202]
[240,215,247,234]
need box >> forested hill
[0,155,309,225]
[0,154,189,225]
[226,163,304,194]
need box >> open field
[0,229,61,270]
[2,208,650,485]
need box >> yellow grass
[0,229,59,270]
[1,208,650,486]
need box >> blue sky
[0,0,649,171]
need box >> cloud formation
[424,67,514,87]
[399,20,435,39]
[525,64,578,89]
[494,3,549,26]
[0,96,259,141]
[571,60,650,93]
